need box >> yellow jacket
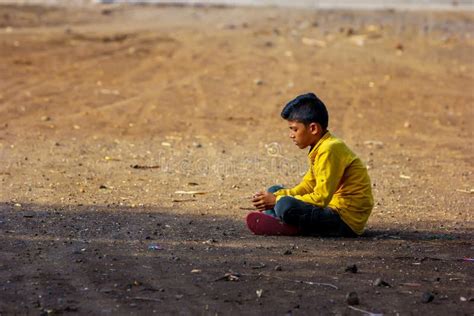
[274,132,373,235]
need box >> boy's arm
[292,150,347,207]
[273,168,315,198]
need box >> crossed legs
[263,185,357,237]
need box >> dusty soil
[0,3,473,315]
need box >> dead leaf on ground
[214,272,241,282]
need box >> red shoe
[246,212,300,236]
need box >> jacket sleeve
[292,149,347,207]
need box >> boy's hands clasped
[252,191,277,212]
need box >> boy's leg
[263,185,285,217]
[274,196,357,237]
[246,185,301,236]
[267,185,285,194]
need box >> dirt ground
[0,3,473,315]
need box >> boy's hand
[252,191,277,211]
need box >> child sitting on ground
[247,92,374,237]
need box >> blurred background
[0,0,473,10]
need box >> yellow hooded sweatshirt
[274,131,374,235]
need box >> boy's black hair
[281,92,329,130]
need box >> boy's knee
[275,197,314,227]
[274,196,299,218]
[267,185,285,194]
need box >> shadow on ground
[0,202,472,315]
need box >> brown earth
[0,3,473,315]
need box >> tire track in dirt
[0,36,183,130]
[53,68,225,132]
[0,31,178,96]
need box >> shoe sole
[246,212,300,236]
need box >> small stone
[41,116,51,122]
[373,278,391,287]
[31,300,41,308]
[344,264,358,273]
[203,239,217,244]
[99,185,108,189]
[346,292,359,305]
[274,265,283,271]
[148,243,163,250]
[254,79,264,85]
[421,292,434,303]
[283,250,292,255]
[99,288,112,293]
[217,272,240,282]
[301,37,326,47]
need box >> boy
[247,93,373,237]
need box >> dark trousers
[267,185,357,237]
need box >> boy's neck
[309,130,328,151]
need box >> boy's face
[287,120,320,149]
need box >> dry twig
[348,305,383,316]
[258,273,338,290]
[172,199,197,203]
[130,296,162,302]
[130,164,160,169]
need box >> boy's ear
[309,122,320,135]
